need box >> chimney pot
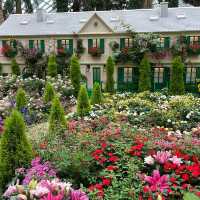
[36,8,45,22]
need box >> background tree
[105,56,115,93]
[170,56,185,95]
[91,82,102,105]
[49,96,66,134]
[77,85,91,117]
[47,54,57,77]
[183,0,200,6]
[11,58,20,76]
[55,0,69,12]
[43,82,55,103]
[0,110,33,190]
[16,88,27,111]
[158,0,178,7]
[138,56,151,92]
[70,55,81,96]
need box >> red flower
[101,142,107,149]
[181,183,188,190]
[170,177,176,183]
[195,192,200,197]
[164,162,177,172]
[108,152,114,157]
[106,165,118,171]
[109,156,119,163]
[143,186,150,193]
[181,174,189,182]
[102,178,111,186]
[99,157,107,164]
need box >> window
[186,67,196,84]
[124,68,133,82]
[156,38,165,49]
[88,38,105,53]
[190,36,200,45]
[154,68,164,84]
[125,38,133,48]
[61,39,70,49]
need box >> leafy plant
[16,88,27,111]
[91,82,102,105]
[47,54,57,77]
[11,58,20,76]
[183,192,200,200]
[43,82,55,103]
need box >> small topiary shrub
[91,82,102,105]
[0,110,33,191]
[105,56,115,93]
[170,56,185,95]
[77,85,91,117]
[43,82,55,103]
[16,88,27,111]
[70,55,81,97]
[49,96,66,134]
[138,56,151,92]
[11,58,20,76]
[47,54,57,77]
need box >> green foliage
[138,56,151,92]
[48,96,66,134]
[70,55,81,97]
[47,54,57,77]
[105,56,115,93]
[11,58,20,76]
[77,85,91,117]
[183,192,200,200]
[16,88,27,111]
[0,110,33,190]
[0,63,2,75]
[91,82,102,105]
[158,0,178,7]
[170,56,185,95]
[43,82,55,103]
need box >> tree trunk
[0,0,4,24]
[16,0,22,14]
[143,0,153,8]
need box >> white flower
[144,156,155,165]
[167,119,171,123]
[169,156,182,166]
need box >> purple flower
[70,190,89,200]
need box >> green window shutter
[196,67,200,79]
[40,40,45,53]
[120,38,125,50]
[29,40,34,49]
[184,36,190,45]
[118,67,124,83]
[164,37,170,48]
[88,39,93,52]
[57,40,62,49]
[69,39,73,54]
[100,39,105,53]
[2,40,7,47]
[198,37,200,45]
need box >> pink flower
[41,191,64,200]
[3,186,17,197]
[70,190,89,200]
[145,170,169,192]
[153,151,171,164]
[169,156,183,166]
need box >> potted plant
[88,47,103,57]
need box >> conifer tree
[16,88,27,111]
[11,58,20,76]
[47,54,57,77]
[105,56,115,93]
[49,96,66,134]
[70,55,81,97]
[91,82,102,105]
[77,85,91,117]
[170,56,185,95]
[0,110,33,190]
[43,82,55,103]
[138,56,151,92]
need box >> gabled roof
[0,7,200,37]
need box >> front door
[93,67,101,85]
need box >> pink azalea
[3,186,17,197]
[145,170,169,192]
[70,190,89,200]
[169,156,183,166]
[153,151,171,164]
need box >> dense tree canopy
[183,0,200,6]
[158,0,178,7]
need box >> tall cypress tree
[0,110,33,190]
[138,56,151,92]
[47,54,57,77]
[91,82,102,105]
[105,56,115,93]
[170,56,185,95]
[16,88,27,111]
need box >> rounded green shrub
[105,56,115,93]
[49,96,66,134]
[91,82,102,105]
[139,56,151,92]
[70,55,81,97]
[0,110,33,190]
[77,85,91,117]
[16,88,27,111]
[170,56,185,95]
[47,54,57,77]
[11,58,20,76]
[43,82,55,103]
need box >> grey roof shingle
[0,7,200,37]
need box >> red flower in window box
[1,44,17,58]
[88,47,103,57]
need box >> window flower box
[57,47,72,58]
[2,44,18,58]
[88,47,103,57]
[187,44,200,56]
